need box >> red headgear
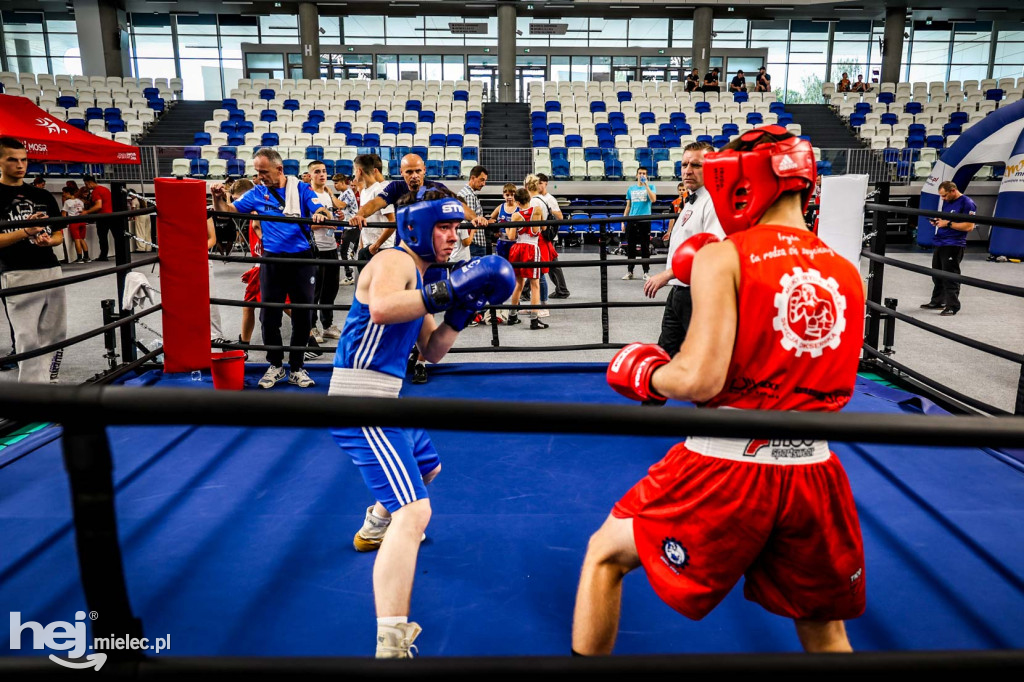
[703,125,817,235]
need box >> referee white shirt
[665,186,725,287]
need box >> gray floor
[1,243,1020,413]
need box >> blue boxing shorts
[331,426,440,512]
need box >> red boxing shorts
[508,242,546,278]
[241,266,261,302]
[613,437,865,622]
[67,223,87,240]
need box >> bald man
[349,154,488,229]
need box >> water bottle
[191,370,202,382]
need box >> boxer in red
[572,126,866,654]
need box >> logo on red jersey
[772,267,847,358]
[660,538,689,574]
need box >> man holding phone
[622,168,657,281]
[921,181,975,316]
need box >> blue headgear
[395,197,465,262]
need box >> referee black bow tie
[686,192,698,204]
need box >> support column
[498,3,516,102]
[692,7,713,83]
[74,0,129,77]
[298,3,321,81]
[881,6,906,85]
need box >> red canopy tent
[0,93,141,164]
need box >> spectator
[351,153,395,261]
[921,180,976,316]
[210,179,240,256]
[665,182,690,246]
[729,70,747,93]
[0,136,67,383]
[129,191,152,253]
[79,174,113,261]
[229,179,262,355]
[506,187,548,330]
[536,173,570,299]
[837,72,852,93]
[301,171,311,184]
[524,174,552,316]
[702,67,721,93]
[210,147,331,389]
[489,183,519,225]
[622,167,657,281]
[755,66,772,93]
[332,173,359,285]
[32,176,46,190]
[456,165,488,263]
[61,185,88,263]
[851,74,871,93]
[685,69,700,93]
[643,141,724,357]
[307,160,342,345]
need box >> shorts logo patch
[744,439,818,460]
[660,537,689,574]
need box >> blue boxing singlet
[333,251,424,381]
[497,203,515,222]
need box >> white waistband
[328,368,403,399]
[684,436,831,465]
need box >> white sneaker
[538,309,551,318]
[322,324,342,339]
[288,368,315,388]
[621,272,634,280]
[643,273,650,282]
[258,365,286,389]
[341,277,355,286]
[376,622,422,659]
[310,326,324,344]
[354,505,391,552]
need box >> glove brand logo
[660,538,689,574]
[610,343,639,374]
[772,267,847,358]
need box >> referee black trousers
[260,250,316,371]
[929,245,964,311]
[626,223,651,275]
[657,285,693,357]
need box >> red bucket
[210,350,246,390]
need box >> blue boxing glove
[422,255,516,315]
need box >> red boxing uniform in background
[575,126,867,655]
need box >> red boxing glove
[607,343,671,404]
[671,232,721,285]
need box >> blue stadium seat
[906,134,926,149]
[566,134,583,148]
[816,160,832,176]
[986,89,1004,101]
[942,123,962,137]
[308,109,325,123]
[694,101,711,114]
[229,109,246,122]
[532,121,548,135]
[443,160,461,179]
[745,112,763,125]
[604,159,623,180]
[143,87,160,99]
[27,162,45,175]
[227,159,246,178]
[545,100,561,112]
[411,145,428,159]
[926,135,945,149]
[363,133,380,146]
[465,111,482,124]
[371,110,389,123]
[616,91,632,102]
[259,89,275,101]
[674,123,692,135]
[306,146,324,161]
[674,160,682,178]
[462,147,478,161]
[429,133,446,147]
[597,134,615,148]
[383,121,400,135]
[45,163,66,176]
[453,90,469,101]
[882,147,900,164]
[849,113,865,127]
[65,162,85,176]
[346,133,363,146]
[336,160,354,176]
[394,146,410,160]
[608,112,625,124]
[584,147,602,162]
[283,99,300,111]
[67,119,86,130]
[227,133,245,146]
[638,112,656,125]
[193,133,211,146]
[721,122,739,136]
[322,159,336,175]
[532,133,549,147]
[282,159,300,176]
[777,112,795,126]
[388,159,401,178]
[658,123,675,136]
[769,101,787,115]
[712,135,730,149]
[880,112,899,126]
[611,122,629,136]
[344,99,361,111]
[733,92,749,103]
[106,120,125,133]
[399,121,417,135]
[57,95,77,108]
[547,122,565,135]
[260,109,277,122]
[651,148,669,162]
[261,133,279,146]
[418,110,435,123]
[103,107,121,121]
[900,148,920,163]
[426,159,443,179]
[147,98,165,113]
[854,102,872,115]
[908,123,926,136]
[877,92,895,104]
[663,135,681,148]
[218,146,237,160]
[85,107,103,120]
[590,101,606,113]
[222,98,238,110]
[405,99,422,111]
[904,102,923,115]
[595,122,612,135]
[190,159,209,177]
[446,134,464,147]
[220,120,237,133]
[647,135,665,148]
[552,158,571,180]
[696,134,713,145]
[334,121,352,134]
[949,111,969,126]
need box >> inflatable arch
[918,99,1024,258]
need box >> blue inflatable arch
[918,99,1024,258]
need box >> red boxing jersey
[704,224,865,412]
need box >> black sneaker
[96,256,109,262]
[530,318,549,330]
[412,363,428,384]
[919,302,944,309]
[549,292,570,299]
[506,313,522,325]
[304,339,323,361]
[939,307,958,316]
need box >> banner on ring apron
[155,178,212,373]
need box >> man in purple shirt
[921,180,976,316]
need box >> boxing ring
[0,180,1023,674]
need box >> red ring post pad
[155,178,212,373]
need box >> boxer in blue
[329,188,515,658]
